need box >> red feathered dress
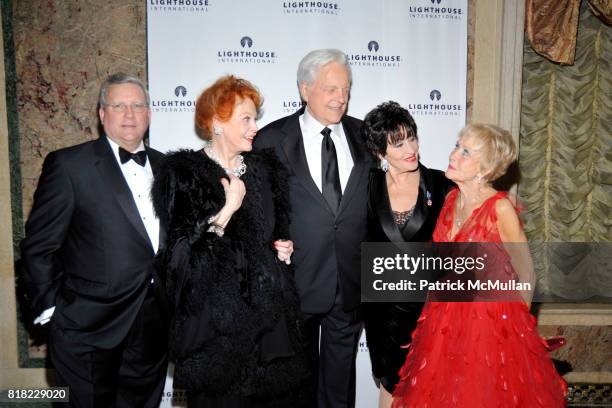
[392,189,567,408]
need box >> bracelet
[207,223,224,237]
[206,215,225,237]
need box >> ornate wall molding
[472,0,525,139]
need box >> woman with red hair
[152,75,310,407]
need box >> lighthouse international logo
[217,36,278,64]
[282,1,341,15]
[406,89,462,117]
[160,389,187,405]
[407,0,464,21]
[358,339,369,353]
[346,40,401,68]
[148,0,210,13]
[281,99,305,114]
[174,86,187,97]
[151,85,196,113]
[240,36,253,48]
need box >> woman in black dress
[152,75,310,407]
[362,101,453,407]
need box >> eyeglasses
[105,102,149,113]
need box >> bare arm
[496,198,534,305]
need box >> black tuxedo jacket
[20,137,165,350]
[255,108,374,313]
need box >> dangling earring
[477,175,482,184]
[213,126,223,135]
[380,158,389,172]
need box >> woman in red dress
[392,124,567,408]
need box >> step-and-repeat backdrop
[147,1,467,406]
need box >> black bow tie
[119,147,147,167]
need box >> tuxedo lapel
[280,112,331,212]
[146,146,162,172]
[93,138,154,252]
[146,146,167,250]
[370,170,405,243]
[341,117,365,165]
[337,116,368,216]
[401,164,430,240]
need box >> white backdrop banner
[147,1,467,406]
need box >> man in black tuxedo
[20,73,167,407]
[255,49,373,407]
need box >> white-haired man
[255,49,373,407]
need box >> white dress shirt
[106,137,160,254]
[299,108,354,193]
[34,137,159,325]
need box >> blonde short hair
[459,123,517,182]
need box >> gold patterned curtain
[519,2,612,299]
[587,0,612,25]
[526,0,612,65]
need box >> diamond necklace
[203,141,247,178]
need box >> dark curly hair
[362,101,418,158]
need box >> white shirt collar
[302,107,343,136]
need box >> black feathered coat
[151,149,309,400]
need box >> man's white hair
[296,48,352,87]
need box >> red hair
[195,75,262,139]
